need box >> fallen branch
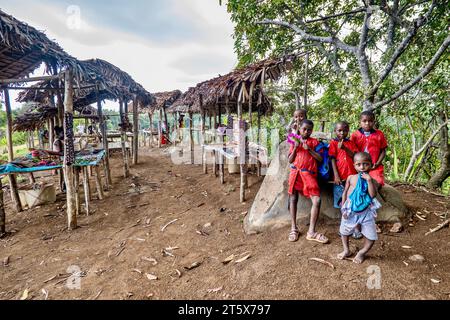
[161,219,179,232]
[309,258,335,269]
[425,219,449,236]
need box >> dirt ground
[1,147,449,300]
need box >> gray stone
[244,141,410,234]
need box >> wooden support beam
[3,88,23,213]
[213,150,217,177]
[132,98,139,165]
[62,69,77,230]
[82,167,91,216]
[203,148,208,174]
[0,179,5,236]
[95,166,104,200]
[148,113,153,147]
[74,168,80,216]
[158,109,163,148]
[96,86,111,188]
[237,99,247,203]
[0,74,60,85]
[189,112,194,165]
[119,100,130,178]
[48,117,54,148]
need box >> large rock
[244,141,409,234]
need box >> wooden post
[119,100,130,178]
[94,166,104,200]
[30,130,35,148]
[62,69,77,230]
[132,98,139,165]
[257,109,262,177]
[203,148,208,174]
[189,112,194,165]
[237,93,246,203]
[163,105,169,135]
[213,150,217,177]
[96,85,111,188]
[74,168,80,216]
[48,117,55,148]
[82,167,91,216]
[158,108,163,148]
[3,88,23,213]
[0,179,5,236]
[148,113,153,147]
[56,82,64,126]
[173,112,177,147]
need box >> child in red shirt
[350,111,388,186]
[288,120,329,244]
[329,121,359,208]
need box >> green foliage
[225,0,450,193]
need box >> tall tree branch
[357,6,374,108]
[386,0,400,48]
[372,34,450,110]
[256,19,357,54]
[369,0,437,99]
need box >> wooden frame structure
[0,10,154,234]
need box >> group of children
[287,109,388,264]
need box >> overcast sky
[1,0,236,109]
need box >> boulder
[244,141,409,234]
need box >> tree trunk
[427,114,450,189]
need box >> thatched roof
[137,90,182,113]
[81,59,154,105]
[17,58,154,106]
[12,104,57,132]
[169,54,300,115]
[0,9,79,80]
[13,103,98,132]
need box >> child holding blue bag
[337,152,381,264]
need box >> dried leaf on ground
[145,273,158,281]
[20,289,29,300]
[222,254,235,264]
[431,279,441,284]
[184,261,202,270]
[235,253,251,263]
[207,286,223,293]
[41,289,48,300]
[141,257,158,265]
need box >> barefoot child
[287,120,328,244]
[338,152,381,264]
[329,121,359,208]
[350,111,388,186]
